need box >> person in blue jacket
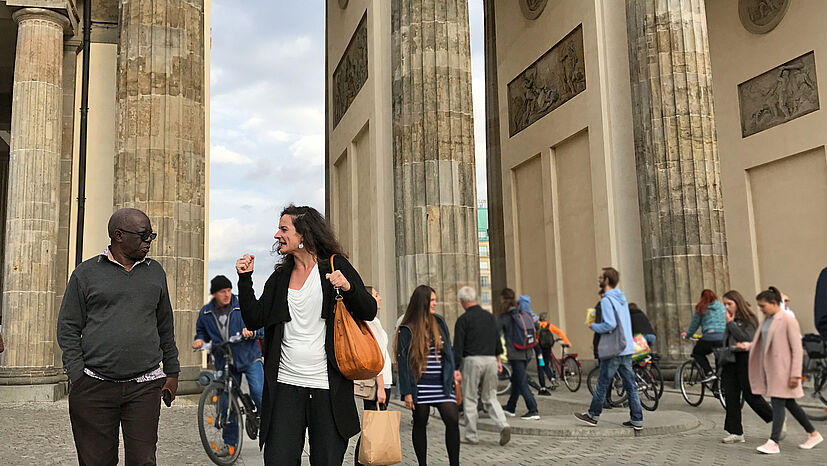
[681,289,726,383]
[193,275,264,454]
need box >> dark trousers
[692,338,722,376]
[68,374,165,466]
[355,387,390,466]
[505,359,538,413]
[721,352,773,435]
[536,346,556,387]
[771,397,816,442]
[411,401,460,466]
[264,382,348,466]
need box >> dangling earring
[299,242,304,249]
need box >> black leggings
[412,402,459,466]
[692,339,722,376]
[771,397,815,442]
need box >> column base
[176,364,204,395]
[0,382,67,401]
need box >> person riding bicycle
[629,303,656,349]
[193,275,264,455]
[681,289,725,383]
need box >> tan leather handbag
[331,255,384,380]
[354,377,378,400]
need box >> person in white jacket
[355,286,393,466]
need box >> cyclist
[681,289,725,383]
[193,275,264,456]
[629,303,655,349]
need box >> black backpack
[538,325,554,348]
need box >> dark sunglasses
[119,229,157,242]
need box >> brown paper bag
[358,409,402,465]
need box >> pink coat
[747,310,804,399]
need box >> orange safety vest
[539,321,571,347]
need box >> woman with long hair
[682,289,726,382]
[236,204,377,465]
[737,286,822,454]
[396,285,461,466]
[719,290,773,444]
[354,286,392,466]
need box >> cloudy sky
[208,1,486,292]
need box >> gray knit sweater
[57,254,180,382]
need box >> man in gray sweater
[57,208,179,465]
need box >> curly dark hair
[273,204,346,273]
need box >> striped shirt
[416,339,455,404]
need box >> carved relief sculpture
[519,0,548,20]
[333,14,368,128]
[508,25,585,136]
[739,0,790,34]
[738,51,819,137]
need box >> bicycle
[678,338,727,408]
[496,337,582,395]
[802,333,827,421]
[196,334,261,466]
[587,356,659,411]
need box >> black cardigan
[237,255,377,447]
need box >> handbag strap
[329,254,342,299]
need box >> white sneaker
[799,432,823,450]
[721,434,745,444]
[757,439,780,454]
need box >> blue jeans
[588,355,643,425]
[223,360,264,446]
[505,359,538,413]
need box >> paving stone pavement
[1,388,825,465]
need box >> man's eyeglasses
[119,229,157,242]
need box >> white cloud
[289,134,324,166]
[211,145,253,165]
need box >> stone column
[115,0,205,389]
[0,8,69,386]
[483,0,506,298]
[625,0,729,360]
[391,0,479,324]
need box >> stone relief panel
[739,0,789,34]
[738,51,819,137]
[519,0,548,20]
[332,13,368,129]
[507,24,585,137]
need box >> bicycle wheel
[635,365,659,412]
[649,362,664,399]
[587,366,599,396]
[609,373,627,407]
[562,356,582,392]
[497,364,512,396]
[198,383,244,466]
[679,360,705,407]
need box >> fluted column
[391,0,479,324]
[626,0,729,360]
[115,0,205,376]
[0,8,69,379]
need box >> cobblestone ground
[1,387,825,465]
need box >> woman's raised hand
[325,270,351,292]
[236,254,255,274]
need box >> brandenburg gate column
[625,0,730,360]
[0,8,70,392]
[115,0,206,388]
[391,0,480,323]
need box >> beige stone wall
[494,0,644,358]
[67,43,117,266]
[327,0,398,336]
[706,2,827,332]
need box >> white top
[278,263,329,389]
[367,318,393,388]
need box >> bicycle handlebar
[194,333,261,353]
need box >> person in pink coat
[737,286,823,454]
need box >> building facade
[0,0,209,401]
[326,0,826,363]
[478,200,492,307]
